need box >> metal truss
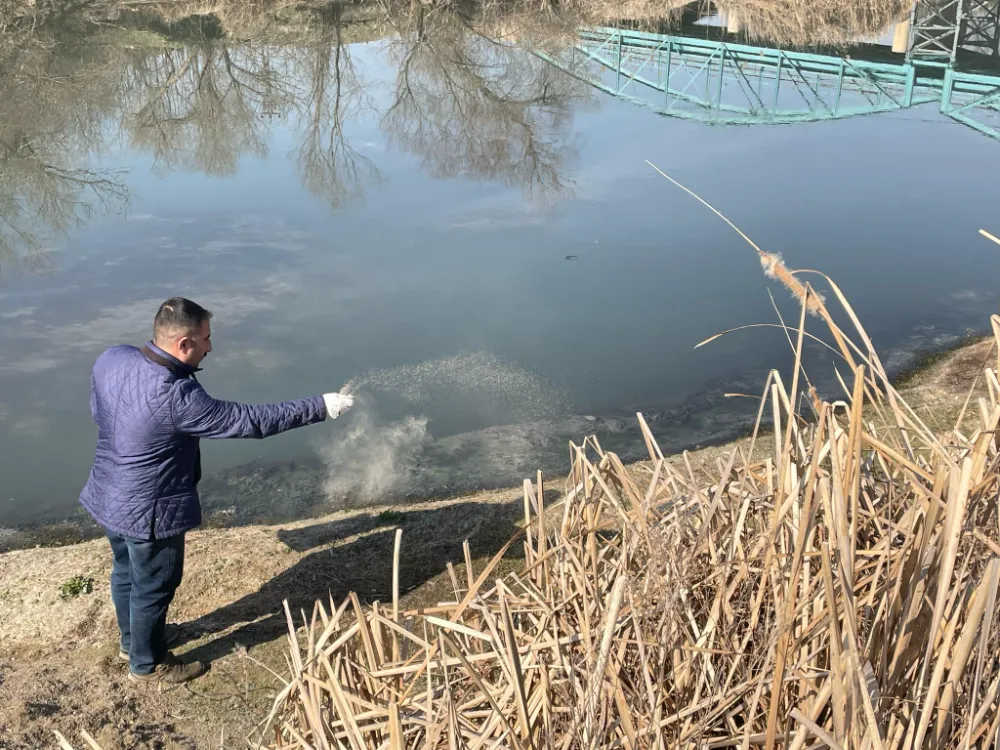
[959,0,1000,55]
[908,0,964,64]
[942,68,1000,137]
[538,27,1000,143]
[539,29,939,126]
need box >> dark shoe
[128,652,205,686]
[118,623,186,662]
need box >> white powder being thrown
[323,396,431,504]
[326,352,568,505]
[340,351,567,420]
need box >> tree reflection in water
[0,1,598,276]
[122,46,274,177]
[290,4,381,209]
[381,7,585,201]
[0,37,129,276]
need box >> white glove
[322,392,354,419]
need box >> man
[80,298,354,686]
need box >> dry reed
[717,0,908,46]
[54,729,104,750]
[646,159,824,315]
[1,0,902,46]
[247,240,1000,749]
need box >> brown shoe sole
[127,671,190,689]
[128,663,205,686]
[118,626,187,662]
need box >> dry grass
[0,0,906,47]
[0,490,523,649]
[718,0,908,46]
[248,267,1000,748]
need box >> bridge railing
[535,26,1000,140]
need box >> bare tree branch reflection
[0,141,128,275]
[122,45,283,176]
[381,10,585,201]
[289,5,381,209]
[0,40,128,278]
[0,0,603,277]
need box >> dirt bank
[0,334,994,749]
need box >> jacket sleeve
[170,379,328,439]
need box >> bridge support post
[908,0,964,64]
[940,66,956,111]
[904,64,917,106]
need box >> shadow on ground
[176,495,556,665]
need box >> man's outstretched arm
[171,379,351,439]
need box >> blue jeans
[108,531,185,675]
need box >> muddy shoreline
[2,330,989,555]
[0,407,759,552]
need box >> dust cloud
[322,395,432,505]
[324,352,568,505]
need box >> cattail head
[759,251,823,316]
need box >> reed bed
[254,166,1000,750]
[1,0,903,46]
[247,261,1000,749]
[717,0,908,46]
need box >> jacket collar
[143,341,202,377]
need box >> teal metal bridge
[537,27,1000,141]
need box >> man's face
[177,320,213,367]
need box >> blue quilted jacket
[80,342,327,540]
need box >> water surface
[1,6,998,530]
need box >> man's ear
[177,336,192,354]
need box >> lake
[2,1,999,531]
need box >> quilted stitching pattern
[80,344,327,540]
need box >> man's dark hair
[153,297,212,342]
